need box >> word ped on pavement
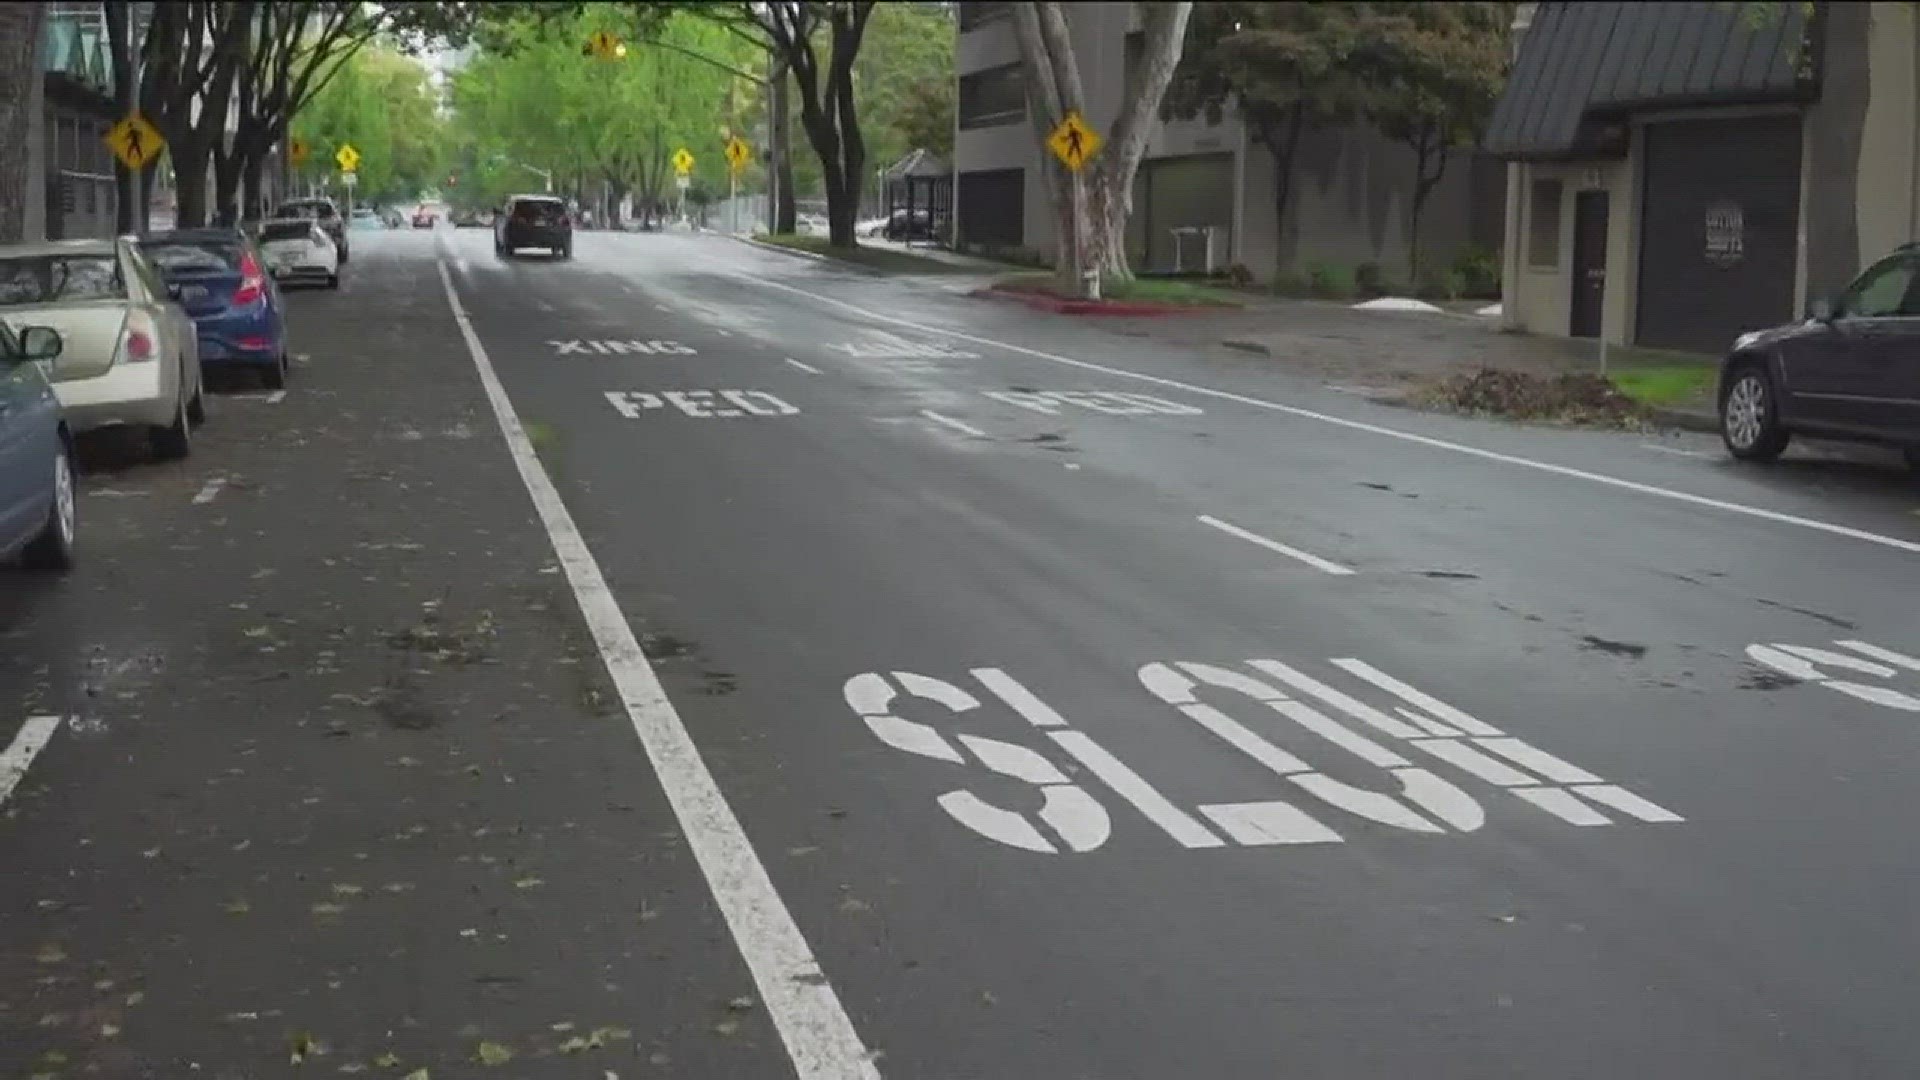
[1047,111,1103,172]
[105,112,164,171]
[288,136,310,167]
[845,655,1684,855]
[334,143,361,173]
[724,135,752,174]
[603,390,799,419]
[672,148,695,175]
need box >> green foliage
[854,2,955,166]
[291,47,448,206]
[1450,244,1502,298]
[1307,261,1357,299]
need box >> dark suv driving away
[1719,244,1920,470]
[494,195,571,260]
[272,198,348,262]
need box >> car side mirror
[20,326,63,361]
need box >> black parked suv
[1719,243,1920,470]
[273,198,348,262]
[494,195,572,259]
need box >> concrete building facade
[953,1,1505,282]
[1488,1,1919,354]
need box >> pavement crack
[1579,635,1649,659]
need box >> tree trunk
[1258,105,1308,277]
[212,145,244,226]
[1405,124,1449,282]
[241,145,268,222]
[0,2,47,243]
[772,63,795,233]
[775,3,875,249]
[174,137,213,227]
[105,0,142,234]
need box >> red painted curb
[971,285,1234,317]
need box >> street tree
[1170,1,1377,281]
[290,46,447,207]
[0,2,47,242]
[856,2,956,168]
[1355,3,1509,279]
[1011,2,1194,291]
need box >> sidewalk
[0,248,786,1076]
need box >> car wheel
[327,273,340,290]
[263,351,289,390]
[1720,362,1790,462]
[151,397,192,461]
[21,441,77,571]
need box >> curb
[971,285,1231,317]
[1647,406,1720,435]
[732,234,833,263]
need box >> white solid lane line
[192,477,227,505]
[785,358,822,375]
[1197,515,1356,576]
[1,716,61,807]
[922,410,988,438]
[436,262,881,1080]
[736,274,1920,558]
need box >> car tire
[263,351,289,390]
[21,441,77,571]
[151,397,192,461]
[186,381,206,425]
[1719,362,1790,462]
[327,273,340,290]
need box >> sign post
[334,144,360,218]
[1046,112,1105,300]
[724,135,751,235]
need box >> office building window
[1528,178,1562,268]
[959,62,1026,130]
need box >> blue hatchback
[140,228,291,388]
[0,320,75,570]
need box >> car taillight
[234,253,265,305]
[122,327,155,363]
[236,335,271,350]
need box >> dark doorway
[1570,190,1609,339]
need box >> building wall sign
[1705,200,1745,267]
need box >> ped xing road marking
[736,273,1920,558]
[785,358,823,375]
[984,389,1204,417]
[922,410,988,439]
[1,716,62,807]
[842,659,1681,853]
[1745,639,1920,711]
[437,263,881,1080]
[1198,514,1355,576]
[552,339,698,356]
[604,390,799,419]
[830,331,979,360]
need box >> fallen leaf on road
[727,996,755,1012]
[558,1035,591,1054]
[101,1022,121,1037]
[338,1063,367,1074]
[474,1041,514,1065]
[331,884,365,898]
[373,1052,401,1067]
[715,1019,741,1036]
[403,1070,429,1080]
[125,991,145,1006]
[311,902,347,916]
[290,1031,321,1064]
[513,877,544,890]
[550,1021,575,1032]
[35,943,66,964]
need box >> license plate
[180,284,208,300]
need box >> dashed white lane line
[192,477,227,505]
[1,716,61,807]
[1197,514,1356,576]
[716,329,733,337]
[922,410,988,439]
[435,262,881,1080]
[1640,442,1714,459]
[785,358,822,375]
[736,274,1920,558]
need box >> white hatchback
[256,219,339,289]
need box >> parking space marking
[1197,515,1355,576]
[785,358,822,375]
[192,477,228,505]
[1,716,61,807]
[922,411,988,439]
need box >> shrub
[1415,268,1468,301]
[1450,245,1502,299]
[1268,270,1313,298]
[1307,262,1356,299]
[1224,263,1255,288]
[1354,261,1388,298]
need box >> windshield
[261,223,316,243]
[0,255,126,305]
[140,240,242,274]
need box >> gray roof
[1485,1,1812,160]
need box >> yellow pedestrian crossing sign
[289,136,309,167]
[105,112,163,171]
[1047,111,1102,172]
[335,144,361,173]
[724,135,752,173]
[672,148,695,175]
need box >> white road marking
[1064,462,1081,470]
[1474,738,1602,785]
[1570,784,1686,823]
[192,477,227,505]
[1197,800,1343,845]
[717,329,733,337]
[738,274,1920,557]
[922,410,987,438]
[1836,640,1920,672]
[1511,787,1612,826]
[1330,659,1504,737]
[1196,515,1355,576]
[266,389,286,404]
[1640,442,1714,458]
[654,303,672,313]
[785,358,822,374]
[438,262,880,1080]
[970,667,1068,726]
[536,300,555,312]
[1,716,61,807]
[1748,639,1920,711]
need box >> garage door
[1128,153,1234,273]
[1635,114,1801,353]
[957,169,1024,248]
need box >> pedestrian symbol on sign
[1046,112,1103,173]
[104,113,164,171]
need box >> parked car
[349,208,382,231]
[256,219,340,290]
[273,198,349,262]
[495,194,572,259]
[0,320,76,569]
[1719,244,1920,469]
[139,228,290,389]
[797,213,829,236]
[0,238,202,460]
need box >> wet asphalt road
[6,225,1920,1078]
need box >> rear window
[140,241,242,274]
[513,200,566,221]
[261,223,316,243]
[0,255,127,305]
